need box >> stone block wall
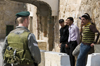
[0,1,26,39]
[59,0,81,26]
[0,1,38,40]
[37,40,47,50]
[59,0,100,30]
[78,0,100,32]
[59,0,100,43]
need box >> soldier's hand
[65,44,68,48]
[59,43,61,48]
[90,43,94,47]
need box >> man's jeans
[76,43,91,66]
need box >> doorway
[6,25,14,36]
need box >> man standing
[59,19,69,54]
[76,14,99,66]
[66,17,80,66]
[2,11,41,66]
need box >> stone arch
[32,1,54,51]
[9,0,55,51]
[32,1,52,16]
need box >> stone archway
[0,0,59,51]
[32,1,54,51]
[5,0,59,51]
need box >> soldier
[2,11,41,66]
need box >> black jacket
[60,25,69,44]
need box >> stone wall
[78,0,100,32]
[78,0,100,43]
[59,0,100,30]
[0,1,39,39]
[59,0,81,26]
[0,1,26,39]
[27,4,38,39]
[59,0,100,43]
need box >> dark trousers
[60,43,69,55]
[68,41,77,66]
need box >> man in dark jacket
[59,19,69,54]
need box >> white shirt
[68,24,80,44]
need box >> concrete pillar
[53,16,60,52]
[48,16,54,51]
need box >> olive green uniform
[2,26,41,66]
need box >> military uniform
[2,11,41,66]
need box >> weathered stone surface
[27,4,38,39]
[59,0,100,44]
[94,44,100,53]
[59,0,81,27]
[0,1,27,39]
[37,40,47,50]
